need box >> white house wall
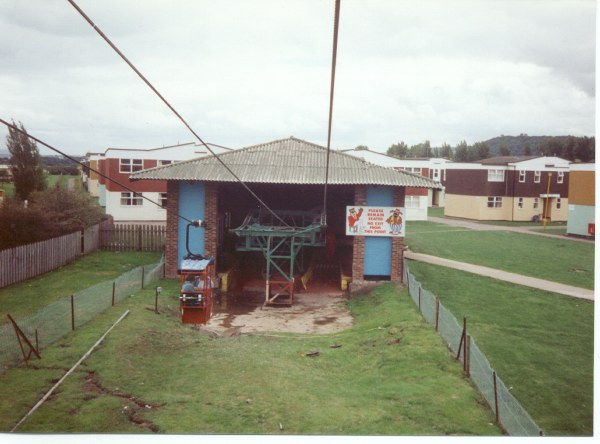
[105,190,167,224]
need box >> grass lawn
[0,251,162,322]
[405,221,594,289]
[0,282,502,435]
[406,261,594,436]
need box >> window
[120,192,143,206]
[159,160,173,166]
[534,171,541,183]
[431,169,440,181]
[487,169,505,182]
[120,158,143,173]
[556,198,562,210]
[517,197,524,209]
[487,196,502,208]
[557,171,564,184]
[160,192,168,208]
[405,196,420,208]
[533,198,539,209]
[519,170,526,183]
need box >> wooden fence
[99,223,166,252]
[0,231,82,288]
[0,223,165,289]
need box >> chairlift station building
[132,137,441,299]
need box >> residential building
[341,148,450,220]
[566,163,595,237]
[82,142,230,224]
[443,156,570,221]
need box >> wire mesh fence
[0,256,165,375]
[404,260,543,436]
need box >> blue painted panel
[177,182,206,268]
[364,187,394,276]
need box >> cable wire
[0,118,195,224]
[66,0,290,227]
[322,0,341,228]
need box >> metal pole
[111,281,116,306]
[435,298,440,332]
[493,371,500,424]
[70,295,75,331]
[465,335,471,376]
[543,173,552,230]
[456,317,466,360]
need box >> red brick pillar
[204,183,219,270]
[165,181,179,278]
[391,187,406,282]
[351,185,367,282]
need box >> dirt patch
[205,290,353,335]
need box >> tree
[473,141,490,160]
[354,145,369,151]
[454,140,470,161]
[387,141,409,158]
[499,144,511,156]
[6,120,46,201]
[409,140,432,158]
[439,142,453,160]
[523,143,532,156]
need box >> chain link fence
[0,256,165,374]
[405,260,543,436]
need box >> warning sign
[345,206,405,237]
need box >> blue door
[363,186,393,278]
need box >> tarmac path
[405,217,595,301]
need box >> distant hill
[482,134,584,157]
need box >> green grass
[406,261,594,436]
[0,282,502,435]
[405,221,594,289]
[0,251,162,321]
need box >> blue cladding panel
[178,182,206,267]
[364,187,393,276]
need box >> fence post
[456,317,467,361]
[137,225,143,252]
[418,285,421,311]
[111,281,116,306]
[141,266,145,289]
[493,371,500,424]
[70,295,75,331]
[435,298,440,332]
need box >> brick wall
[391,186,406,282]
[351,185,367,281]
[165,181,179,278]
[204,183,219,270]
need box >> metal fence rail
[0,256,165,375]
[404,260,543,436]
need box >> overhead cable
[66,0,290,227]
[322,0,341,227]
[0,118,195,225]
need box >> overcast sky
[0,0,595,156]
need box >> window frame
[487,169,505,182]
[119,158,144,173]
[159,192,168,208]
[487,196,502,208]
[557,171,564,184]
[517,197,524,209]
[534,170,541,183]
[533,197,539,209]
[120,191,143,206]
[519,170,526,183]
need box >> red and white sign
[345,206,405,237]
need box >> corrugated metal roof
[130,137,442,189]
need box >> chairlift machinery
[232,207,326,306]
[178,220,214,324]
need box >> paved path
[404,250,594,300]
[428,216,594,243]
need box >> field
[406,220,594,289]
[404,219,595,435]
[0,220,594,436]
[0,278,500,435]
